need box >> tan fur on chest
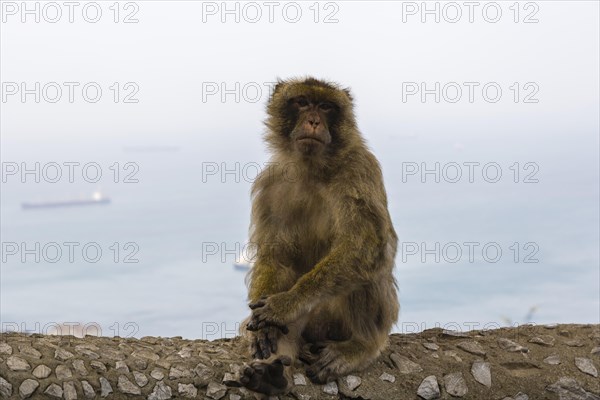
[268,180,334,272]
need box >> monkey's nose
[308,118,320,127]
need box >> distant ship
[233,260,252,272]
[22,191,111,210]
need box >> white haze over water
[1,1,598,338]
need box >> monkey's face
[265,78,357,161]
[288,96,336,156]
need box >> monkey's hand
[248,326,282,359]
[247,294,291,335]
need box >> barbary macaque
[240,77,399,395]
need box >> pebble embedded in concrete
[179,383,198,398]
[19,379,39,399]
[417,375,440,400]
[574,357,598,377]
[32,364,51,378]
[379,372,396,383]
[206,382,227,399]
[471,359,491,387]
[322,381,338,395]
[457,341,486,356]
[443,372,468,397]
[390,353,423,374]
[133,370,149,387]
[44,382,63,398]
[118,375,141,395]
[99,376,113,397]
[497,338,528,353]
[6,355,30,371]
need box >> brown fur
[239,77,399,395]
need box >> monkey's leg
[305,336,385,384]
[240,318,306,395]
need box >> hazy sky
[1,0,598,153]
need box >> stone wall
[0,324,598,399]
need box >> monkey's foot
[240,356,291,395]
[305,342,364,384]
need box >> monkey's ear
[271,78,285,97]
[342,88,353,102]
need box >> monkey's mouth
[296,136,324,145]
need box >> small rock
[32,364,52,378]
[498,338,528,353]
[178,348,193,358]
[417,375,440,400]
[90,361,107,372]
[457,341,486,356]
[222,373,238,386]
[81,381,95,398]
[591,346,600,356]
[18,345,42,359]
[543,355,561,365]
[148,381,173,400]
[133,371,149,387]
[443,350,463,362]
[100,348,125,361]
[56,365,73,380]
[151,369,165,380]
[75,344,99,351]
[115,360,130,373]
[546,376,599,399]
[344,375,361,390]
[19,379,39,399]
[444,372,468,397]
[528,335,555,346]
[99,377,113,398]
[422,343,439,351]
[131,357,148,370]
[63,381,77,400]
[0,343,12,355]
[73,359,88,376]
[575,357,598,377]
[390,353,423,373]
[55,348,75,361]
[543,323,558,329]
[76,348,100,359]
[513,393,529,400]
[379,372,396,383]
[6,355,30,371]
[442,329,469,338]
[206,382,227,399]
[118,375,141,395]
[0,376,12,398]
[156,360,172,369]
[293,373,307,386]
[290,391,311,400]
[170,364,193,379]
[471,360,491,387]
[44,383,63,398]
[565,339,585,347]
[132,349,160,362]
[178,383,198,398]
[229,395,242,400]
[323,381,338,395]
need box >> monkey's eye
[294,97,309,108]
[318,102,335,112]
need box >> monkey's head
[265,77,361,162]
